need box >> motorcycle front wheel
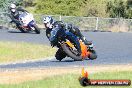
[61,42,82,61]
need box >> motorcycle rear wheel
[17,26,26,33]
[89,50,97,60]
[33,24,40,34]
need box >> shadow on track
[51,58,91,63]
[8,30,37,34]
[8,31,24,33]
[51,60,75,62]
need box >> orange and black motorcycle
[50,28,97,61]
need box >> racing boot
[74,28,92,45]
[81,36,92,45]
[80,36,94,50]
[55,48,67,61]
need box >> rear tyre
[89,50,97,60]
[79,77,90,86]
[61,43,82,61]
[33,24,40,34]
[17,26,26,33]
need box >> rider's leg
[55,48,66,61]
[15,21,21,27]
[11,19,21,28]
[70,27,92,45]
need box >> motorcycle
[11,12,40,34]
[50,28,97,61]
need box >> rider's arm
[8,14,13,20]
[53,21,65,29]
[46,28,52,39]
[17,7,28,12]
[8,13,18,23]
[49,27,59,43]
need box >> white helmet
[10,3,16,13]
[43,16,54,28]
[10,3,16,9]
[43,16,53,24]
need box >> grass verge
[0,71,131,88]
[0,41,56,63]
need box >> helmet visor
[11,8,16,12]
[45,22,52,28]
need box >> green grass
[0,71,131,88]
[0,41,56,63]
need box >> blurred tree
[34,0,87,16]
[81,0,109,17]
[127,0,132,7]
[0,0,23,12]
[106,0,131,19]
[23,0,35,7]
[126,0,132,18]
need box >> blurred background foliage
[0,0,22,12]
[0,0,131,18]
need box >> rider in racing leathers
[43,16,92,60]
[8,3,28,28]
[43,16,92,45]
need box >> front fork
[67,35,81,55]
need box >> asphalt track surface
[0,29,132,69]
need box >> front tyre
[33,24,40,34]
[61,42,82,61]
